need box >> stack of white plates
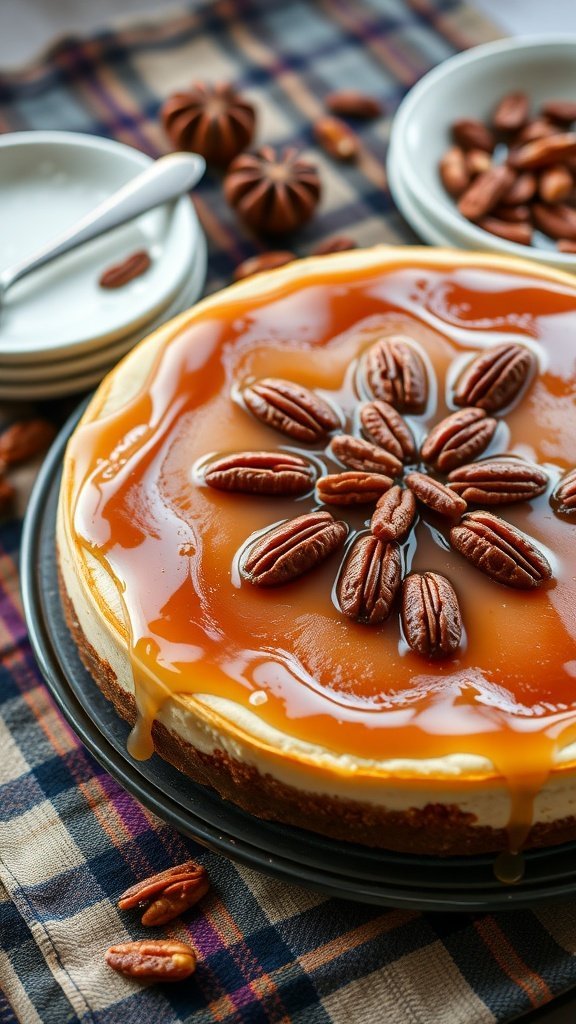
[0,132,207,400]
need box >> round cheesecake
[57,247,576,857]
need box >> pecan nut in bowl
[56,247,576,859]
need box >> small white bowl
[389,36,576,271]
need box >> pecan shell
[243,378,340,443]
[370,485,416,541]
[204,451,313,495]
[450,511,552,588]
[243,511,347,586]
[552,468,576,513]
[362,336,428,412]
[402,572,462,657]
[316,471,392,506]
[330,433,402,477]
[360,400,416,462]
[421,408,497,473]
[448,458,548,505]
[105,940,196,981]
[118,860,209,926]
[337,536,401,624]
[405,471,467,519]
[453,343,536,412]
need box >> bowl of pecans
[388,36,576,270]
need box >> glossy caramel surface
[67,257,576,842]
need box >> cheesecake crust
[60,573,576,856]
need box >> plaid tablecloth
[3,1,576,1022]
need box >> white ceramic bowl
[389,36,576,271]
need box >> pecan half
[439,146,470,197]
[0,418,56,469]
[466,148,492,177]
[558,239,576,253]
[515,120,557,146]
[541,100,576,125]
[337,536,401,624]
[538,164,573,204]
[533,202,576,241]
[99,250,151,288]
[458,165,516,221]
[500,171,537,206]
[420,408,497,473]
[330,433,402,477]
[509,133,576,170]
[360,400,416,463]
[401,572,462,657]
[243,511,347,585]
[243,378,340,442]
[234,251,295,281]
[312,235,357,255]
[325,90,382,119]
[362,336,427,412]
[370,485,416,541]
[118,860,209,926]
[478,217,532,245]
[448,458,548,504]
[316,471,392,505]
[314,115,359,160]
[453,342,536,412]
[204,451,313,495]
[105,940,196,981]
[452,118,495,152]
[492,92,529,132]
[405,471,467,519]
[450,511,552,588]
[552,468,576,513]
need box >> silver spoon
[0,151,205,314]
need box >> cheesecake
[57,247,576,857]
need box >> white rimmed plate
[0,230,207,400]
[0,132,199,362]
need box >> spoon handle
[0,152,205,294]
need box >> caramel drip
[67,262,576,853]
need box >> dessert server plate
[21,405,576,911]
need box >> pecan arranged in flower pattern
[243,378,340,443]
[454,342,536,412]
[361,336,428,412]
[243,511,347,585]
[199,329,558,660]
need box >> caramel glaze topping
[68,262,576,853]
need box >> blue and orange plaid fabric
[3,2,576,1022]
